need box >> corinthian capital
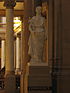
[4,0,16,8]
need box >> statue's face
[36,6,42,14]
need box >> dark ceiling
[0,0,23,2]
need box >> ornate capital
[4,0,16,8]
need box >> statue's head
[36,6,42,14]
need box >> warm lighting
[0,17,22,32]
[14,17,22,32]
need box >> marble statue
[28,6,47,63]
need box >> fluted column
[1,40,5,69]
[4,0,16,93]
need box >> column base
[15,68,21,75]
[5,71,16,93]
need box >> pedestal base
[26,63,52,93]
[5,72,16,93]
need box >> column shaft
[6,8,14,72]
[16,37,20,71]
[21,0,33,93]
[1,40,5,69]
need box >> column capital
[14,32,21,38]
[4,0,16,8]
[17,32,21,38]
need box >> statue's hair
[36,6,42,11]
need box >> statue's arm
[29,17,35,32]
[29,22,33,32]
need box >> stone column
[16,36,20,72]
[21,0,33,93]
[4,0,16,93]
[1,39,5,69]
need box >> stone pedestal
[5,72,16,93]
[26,63,52,93]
